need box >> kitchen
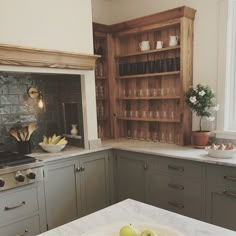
[0,0,236,236]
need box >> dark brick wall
[0,72,83,149]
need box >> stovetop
[0,151,37,169]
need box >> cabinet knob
[81,166,85,171]
[76,167,82,172]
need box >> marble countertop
[37,199,236,236]
[30,139,236,167]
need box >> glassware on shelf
[152,131,158,142]
[154,111,160,119]
[144,88,150,97]
[132,129,138,139]
[161,110,167,120]
[149,111,153,118]
[142,111,147,118]
[151,88,157,96]
[134,110,139,118]
[99,85,104,97]
[127,129,131,139]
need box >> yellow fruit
[56,137,67,145]
[120,225,140,236]
[51,136,61,144]
[43,136,48,144]
[140,230,157,236]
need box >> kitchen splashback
[0,72,84,148]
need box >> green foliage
[185,84,217,131]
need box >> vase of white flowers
[185,84,219,148]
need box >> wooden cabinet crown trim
[0,44,100,70]
[93,6,196,33]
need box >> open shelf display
[94,31,111,140]
[93,6,196,145]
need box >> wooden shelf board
[116,46,180,58]
[96,76,107,80]
[96,97,108,101]
[118,96,180,100]
[117,117,180,123]
[116,71,180,79]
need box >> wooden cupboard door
[79,152,110,216]
[116,152,146,202]
[44,160,78,230]
[206,184,236,231]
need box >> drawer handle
[223,190,236,198]
[168,201,184,209]
[168,165,184,172]
[17,230,29,236]
[224,176,236,182]
[168,183,184,190]
[4,201,26,211]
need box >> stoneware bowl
[39,142,67,153]
[205,146,236,158]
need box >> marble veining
[31,139,236,168]
[37,199,236,236]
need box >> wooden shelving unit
[93,30,111,140]
[93,6,196,145]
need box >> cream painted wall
[0,0,99,147]
[91,0,228,131]
[0,0,93,54]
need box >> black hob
[0,151,36,169]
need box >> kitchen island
[37,199,236,236]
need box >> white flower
[190,96,197,103]
[212,104,219,111]
[199,90,206,96]
[206,116,215,122]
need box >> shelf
[63,134,82,140]
[117,117,180,123]
[96,97,108,101]
[117,71,180,79]
[116,46,180,58]
[96,76,107,80]
[118,96,180,100]
[97,117,108,121]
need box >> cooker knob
[15,171,25,182]
[26,170,36,180]
[0,178,5,187]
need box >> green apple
[140,230,157,236]
[119,225,140,236]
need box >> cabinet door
[78,152,110,216]
[116,151,146,202]
[44,160,78,230]
[207,184,236,231]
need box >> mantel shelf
[117,71,180,79]
[116,46,180,58]
[117,117,180,123]
[118,96,180,100]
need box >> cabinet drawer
[0,187,38,224]
[158,174,203,219]
[159,157,203,179]
[207,165,236,190]
[0,215,40,236]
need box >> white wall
[91,0,228,131]
[0,0,93,54]
[0,0,99,148]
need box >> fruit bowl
[205,146,236,158]
[39,142,67,153]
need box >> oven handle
[4,201,26,211]
[17,230,29,236]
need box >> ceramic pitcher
[169,36,178,46]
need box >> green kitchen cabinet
[206,164,236,231]
[44,151,111,230]
[115,151,151,202]
[77,151,110,216]
[44,160,78,230]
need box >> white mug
[169,36,178,47]
[156,41,163,49]
[139,41,150,51]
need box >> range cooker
[0,151,44,192]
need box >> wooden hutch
[93,6,196,145]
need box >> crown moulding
[0,44,100,70]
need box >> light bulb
[38,98,44,109]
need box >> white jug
[156,41,163,49]
[139,41,150,51]
[169,36,178,47]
